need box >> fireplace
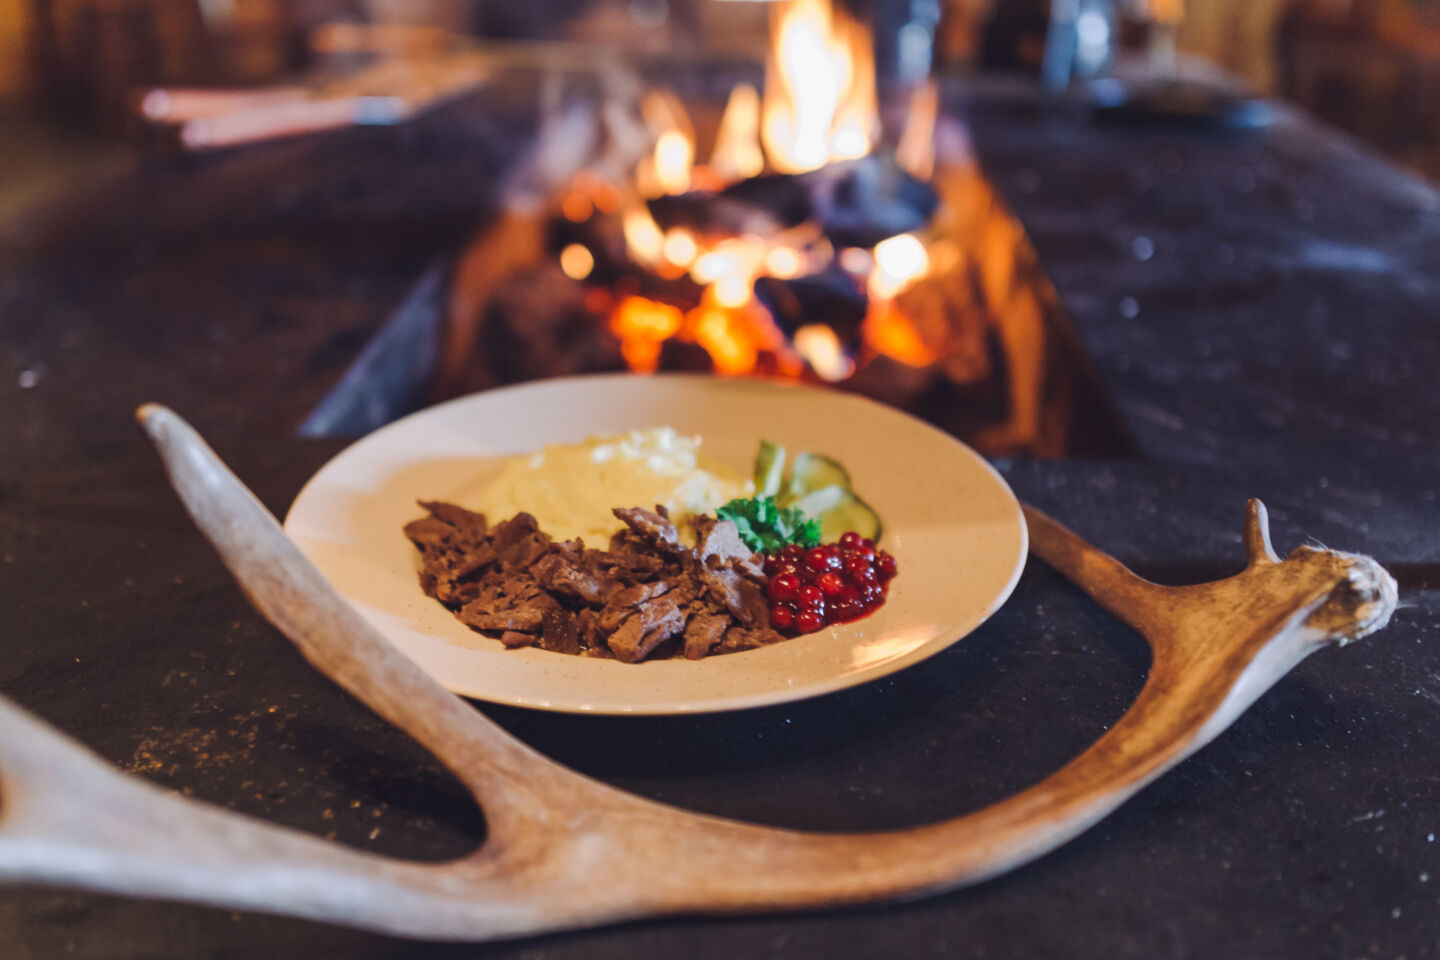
[301,0,1135,460]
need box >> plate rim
[284,373,1028,715]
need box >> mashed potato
[478,427,751,545]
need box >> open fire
[422,0,1132,458]
[588,0,942,385]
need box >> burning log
[647,154,937,251]
[754,266,866,350]
[889,261,991,385]
[805,154,939,248]
[445,262,626,397]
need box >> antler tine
[133,404,603,832]
[1244,498,1282,568]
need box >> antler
[0,406,1397,941]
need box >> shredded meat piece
[613,506,686,556]
[499,630,535,649]
[683,612,732,660]
[533,552,621,604]
[696,556,770,626]
[405,502,776,663]
[692,515,766,580]
[719,624,785,651]
[540,606,581,655]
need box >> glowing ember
[794,324,853,380]
[710,84,765,183]
[691,236,765,286]
[561,193,593,223]
[713,274,753,310]
[662,228,698,267]
[762,0,878,174]
[559,243,594,280]
[870,233,930,299]
[588,180,623,215]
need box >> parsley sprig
[716,496,821,554]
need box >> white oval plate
[284,374,1027,715]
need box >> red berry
[797,584,824,610]
[770,604,794,630]
[818,571,844,596]
[795,609,824,633]
[828,599,861,622]
[851,543,875,562]
[875,551,897,578]
[768,573,800,602]
[842,555,870,579]
[805,548,831,572]
[839,531,862,548]
[763,555,781,575]
[781,544,805,563]
[860,538,876,550]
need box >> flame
[865,303,940,367]
[622,204,665,265]
[863,233,938,367]
[653,130,694,195]
[662,228,698,268]
[869,233,930,299]
[638,91,695,198]
[896,80,938,182]
[764,246,803,279]
[828,16,877,162]
[691,236,766,286]
[794,324,853,380]
[761,0,878,174]
[690,301,760,375]
[713,274,752,309]
[610,296,683,373]
[591,9,957,385]
[693,236,766,310]
[710,84,765,183]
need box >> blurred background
[3,0,1440,222]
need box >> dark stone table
[2,74,1437,958]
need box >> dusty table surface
[1,74,1437,958]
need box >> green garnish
[717,495,821,553]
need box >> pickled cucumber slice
[788,484,846,519]
[754,440,786,498]
[784,452,852,502]
[791,485,882,544]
